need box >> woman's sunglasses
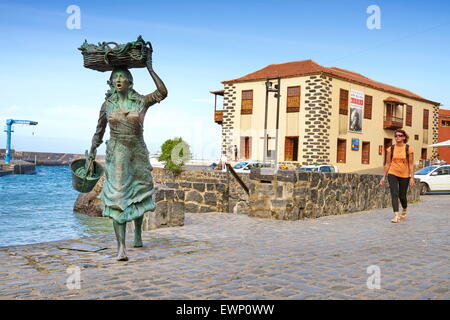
[395,133,404,137]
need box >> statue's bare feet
[117,246,128,261]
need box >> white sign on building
[349,89,364,133]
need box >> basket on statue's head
[78,35,153,72]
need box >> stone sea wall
[248,168,421,220]
[0,149,104,166]
[151,168,251,214]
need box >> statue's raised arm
[142,51,168,112]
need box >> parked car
[298,164,339,173]
[232,161,269,173]
[414,165,450,194]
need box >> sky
[0,0,449,160]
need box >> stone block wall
[161,181,227,213]
[222,83,237,159]
[127,186,185,232]
[432,105,440,158]
[301,74,333,165]
[152,167,251,214]
[248,168,421,220]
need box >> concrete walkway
[0,195,448,300]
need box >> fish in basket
[78,35,152,72]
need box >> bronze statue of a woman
[89,52,167,261]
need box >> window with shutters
[284,137,299,161]
[240,136,252,159]
[423,109,429,129]
[362,142,370,164]
[364,95,372,119]
[287,86,300,113]
[406,105,413,126]
[339,89,349,115]
[241,90,253,115]
[337,139,346,163]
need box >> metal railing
[226,163,249,195]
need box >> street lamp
[263,77,281,169]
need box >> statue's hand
[88,146,97,161]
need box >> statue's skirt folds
[100,131,156,224]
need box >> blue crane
[4,119,38,164]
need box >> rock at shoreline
[73,176,105,217]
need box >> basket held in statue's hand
[78,35,152,72]
[71,151,104,193]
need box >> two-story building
[212,60,440,172]
[438,109,450,163]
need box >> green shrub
[158,137,192,173]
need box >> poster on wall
[351,139,360,151]
[349,89,364,133]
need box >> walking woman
[379,129,415,223]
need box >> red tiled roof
[384,96,406,104]
[222,59,440,105]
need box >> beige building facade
[213,60,440,173]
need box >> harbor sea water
[0,166,112,247]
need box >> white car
[232,161,269,173]
[414,165,450,194]
[298,164,339,173]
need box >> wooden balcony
[211,90,224,125]
[214,110,223,124]
[384,115,403,129]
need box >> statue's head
[109,68,133,94]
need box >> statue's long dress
[92,91,162,224]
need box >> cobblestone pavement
[0,195,448,300]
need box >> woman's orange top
[388,144,414,178]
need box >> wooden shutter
[287,86,300,112]
[240,137,245,159]
[339,89,349,115]
[423,109,429,129]
[406,105,413,126]
[247,137,252,159]
[337,139,346,163]
[285,137,294,161]
[362,142,370,164]
[241,90,253,115]
[364,95,372,119]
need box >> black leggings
[387,174,410,212]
